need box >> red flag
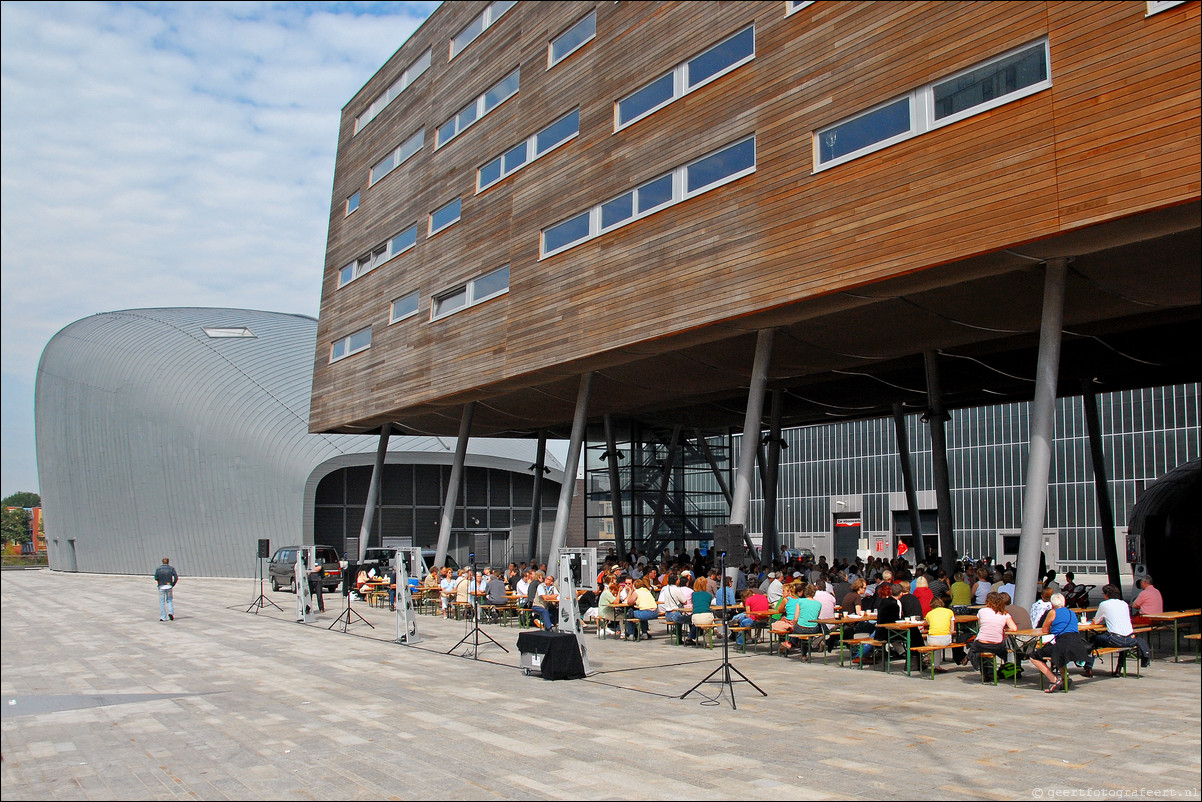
[897,541,909,556]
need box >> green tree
[1,491,40,508]
[1,506,29,545]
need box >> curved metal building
[35,308,561,578]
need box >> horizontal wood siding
[310,0,1200,433]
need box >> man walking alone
[155,557,179,621]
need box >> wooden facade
[311,1,1200,437]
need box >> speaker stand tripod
[328,588,374,633]
[447,561,508,659]
[246,556,282,614]
[680,552,765,709]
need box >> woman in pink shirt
[962,592,1016,673]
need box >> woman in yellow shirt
[923,597,957,673]
[625,579,660,640]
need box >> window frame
[477,108,580,193]
[428,198,462,237]
[353,49,431,135]
[329,326,372,363]
[785,1,815,15]
[449,0,516,61]
[336,224,417,289]
[344,191,360,216]
[548,10,596,69]
[812,38,1051,173]
[436,68,521,149]
[1146,1,1186,15]
[541,135,756,259]
[369,128,425,187]
[430,265,511,322]
[615,24,755,132]
[389,290,421,324]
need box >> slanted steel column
[924,353,957,581]
[546,373,592,561]
[1082,379,1122,589]
[527,431,547,564]
[892,403,926,564]
[604,415,628,560]
[1015,258,1069,609]
[761,389,784,561]
[647,425,682,559]
[434,404,474,571]
[694,427,733,506]
[356,423,391,564]
[731,329,774,559]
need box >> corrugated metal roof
[35,308,562,578]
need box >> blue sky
[0,1,442,497]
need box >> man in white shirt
[659,575,696,643]
[514,570,533,608]
[997,570,1016,601]
[765,572,784,605]
[1083,583,1151,676]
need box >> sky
[0,1,443,498]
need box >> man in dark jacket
[154,557,179,621]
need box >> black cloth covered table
[515,631,585,680]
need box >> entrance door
[833,515,860,563]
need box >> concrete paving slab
[2,568,1199,800]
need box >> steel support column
[1082,379,1122,589]
[694,427,733,506]
[528,431,547,564]
[604,416,628,560]
[356,423,391,564]
[731,329,773,560]
[546,373,592,561]
[924,352,957,581]
[761,389,784,562]
[892,403,926,565]
[434,403,474,571]
[1015,258,1069,609]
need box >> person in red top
[1131,575,1163,625]
[731,587,771,647]
[913,575,934,616]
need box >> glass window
[451,16,484,58]
[600,193,633,230]
[932,41,1048,121]
[429,198,462,235]
[483,69,520,113]
[437,119,457,147]
[543,211,591,254]
[687,25,754,89]
[354,49,431,134]
[686,136,755,193]
[472,265,509,301]
[389,226,417,257]
[549,11,596,68]
[617,73,674,128]
[479,157,503,189]
[817,97,911,165]
[330,327,371,362]
[369,129,424,186]
[390,291,420,323]
[345,192,360,216]
[503,142,528,172]
[786,1,815,14]
[636,174,673,213]
[457,104,479,130]
[535,109,579,155]
[433,286,468,318]
[338,264,355,287]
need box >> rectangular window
[785,1,815,14]
[354,49,431,134]
[541,135,756,258]
[330,326,372,362]
[436,68,520,148]
[813,39,1051,172]
[931,40,1050,124]
[370,129,424,186]
[432,266,510,321]
[477,109,579,192]
[1147,1,1186,15]
[449,0,515,60]
[429,198,462,236]
[337,224,416,289]
[615,25,754,131]
[390,290,420,323]
[345,191,360,216]
[549,10,596,68]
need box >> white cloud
[0,0,439,495]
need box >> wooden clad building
[311,1,1200,439]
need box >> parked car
[268,545,341,592]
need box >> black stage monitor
[472,532,491,566]
[343,563,358,596]
[713,524,745,562]
[257,538,271,559]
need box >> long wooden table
[1142,609,1201,662]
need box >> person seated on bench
[688,577,714,646]
[729,587,769,647]
[963,591,1016,672]
[532,574,560,630]
[922,597,955,673]
[1131,576,1163,626]
[1084,583,1152,676]
[482,571,508,618]
[1003,592,1033,631]
[1031,586,1055,629]
[660,575,694,642]
[624,578,659,639]
[853,582,903,666]
[1029,593,1090,692]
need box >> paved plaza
[2,568,1199,801]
